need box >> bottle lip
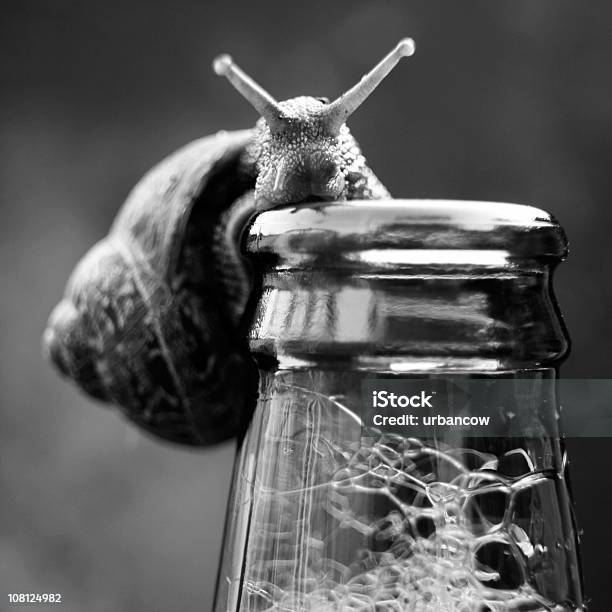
[246,199,568,262]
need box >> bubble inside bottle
[224,375,583,612]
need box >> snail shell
[44,129,259,445]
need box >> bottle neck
[248,262,568,373]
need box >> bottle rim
[246,199,567,263]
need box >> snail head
[213,38,415,208]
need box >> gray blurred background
[1,1,611,610]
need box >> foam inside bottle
[230,370,582,612]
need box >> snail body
[43,39,415,445]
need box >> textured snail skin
[43,97,389,446]
[249,97,389,208]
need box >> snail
[42,38,415,446]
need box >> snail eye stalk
[214,37,415,135]
[322,38,415,133]
[213,54,285,132]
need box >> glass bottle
[213,200,584,612]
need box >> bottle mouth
[245,199,567,268]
